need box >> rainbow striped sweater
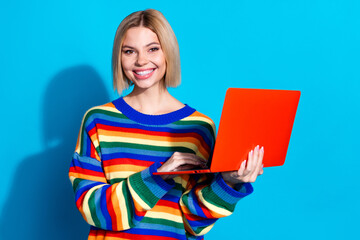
[69,97,253,240]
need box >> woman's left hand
[221,145,264,188]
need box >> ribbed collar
[112,97,196,125]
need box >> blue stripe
[190,188,207,218]
[75,180,99,200]
[72,158,103,173]
[102,152,168,162]
[140,168,170,197]
[94,188,106,228]
[161,193,180,202]
[85,135,92,157]
[134,222,185,236]
[112,97,196,125]
[213,174,253,202]
[100,186,112,230]
[125,227,187,239]
[187,217,217,227]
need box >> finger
[247,146,259,175]
[258,164,264,175]
[174,157,207,169]
[256,146,264,173]
[244,150,253,176]
[175,152,207,163]
[250,146,264,180]
[176,164,203,171]
[237,160,247,176]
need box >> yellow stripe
[88,105,118,113]
[127,181,151,210]
[183,115,215,129]
[116,182,130,229]
[145,211,183,223]
[82,184,107,226]
[197,190,230,217]
[106,171,136,180]
[104,164,146,173]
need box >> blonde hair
[112,9,181,94]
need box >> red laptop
[154,88,301,175]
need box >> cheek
[155,55,166,69]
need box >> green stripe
[88,190,101,227]
[174,120,215,135]
[109,178,126,184]
[101,142,195,154]
[201,187,236,212]
[128,172,159,208]
[181,193,190,208]
[120,181,134,227]
[72,178,82,192]
[84,108,126,122]
[142,217,184,229]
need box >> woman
[69,9,264,240]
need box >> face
[121,27,166,91]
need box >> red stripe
[88,127,97,137]
[157,199,179,209]
[134,207,146,217]
[76,191,87,208]
[70,166,105,178]
[106,185,118,230]
[103,158,153,167]
[98,124,204,139]
[89,230,180,240]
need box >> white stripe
[106,171,135,180]
[145,211,183,223]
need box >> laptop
[154,88,301,175]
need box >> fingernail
[250,150,253,155]
[256,145,259,150]
[260,146,264,152]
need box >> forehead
[123,27,160,46]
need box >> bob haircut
[112,9,181,94]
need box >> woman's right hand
[157,152,207,180]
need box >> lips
[133,68,156,80]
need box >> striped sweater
[69,97,253,240]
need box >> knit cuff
[128,162,175,208]
[207,173,253,208]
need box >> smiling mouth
[133,68,156,79]
[133,69,155,76]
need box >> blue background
[1,0,359,239]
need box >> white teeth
[135,69,154,75]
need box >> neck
[124,84,181,115]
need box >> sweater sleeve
[179,118,254,236]
[68,110,174,231]
[180,173,253,236]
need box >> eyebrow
[122,42,160,49]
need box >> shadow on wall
[0,65,110,240]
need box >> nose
[135,51,148,66]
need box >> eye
[149,47,159,52]
[123,49,134,55]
